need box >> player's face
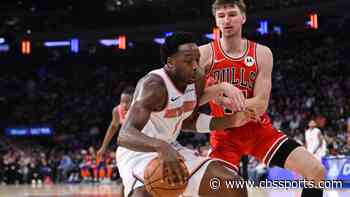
[120,94,132,111]
[215,4,246,37]
[171,43,200,84]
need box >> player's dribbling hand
[218,82,246,112]
[157,143,189,186]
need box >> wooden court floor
[0,184,349,197]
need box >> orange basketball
[144,157,189,197]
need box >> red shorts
[209,118,287,168]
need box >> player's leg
[282,146,325,197]
[251,125,325,197]
[198,161,248,197]
[283,146,325,185]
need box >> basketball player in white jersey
[117,32,257,197]
[305,120,327,161]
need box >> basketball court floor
[0,184,349,197]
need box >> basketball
[144,157,189,197]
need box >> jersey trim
[218,39,249,61]
[163,67,185,95]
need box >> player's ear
[167,57,175,68]
[241,13,246,25]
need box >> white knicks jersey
[136,68,197,143]
[116,68,197,164]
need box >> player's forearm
[117,127,168,153]
[210,113,248,130]
[245,97,268,116]
[182,112,248,132]
[198,84,225,106]
[100,124,118,149]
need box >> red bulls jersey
[117,105,127,124]
[207,39,258,117]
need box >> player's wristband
[196,113,213,133]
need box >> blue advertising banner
[268,156,350,188]
[5,126,53,136]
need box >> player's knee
[309,164,325,184]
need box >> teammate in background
[96,87,133,192]
[305,120,327,161]
[199,1,325,196]
[97,87,134,159]
[117,32,255,197]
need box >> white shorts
[116,142,228,197]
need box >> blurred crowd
[0,0,334,34]
[1,16,349,185]
[0,138,120,185]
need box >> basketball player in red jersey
[199,1,325,196]
[97,87,134,159]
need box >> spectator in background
[305,120,327,161]
[57,152,74,183]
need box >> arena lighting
[213,27,220,40]
[118,35,126,50]
[0,44,10,52]
[44,41,71,47]
[273,26,282,35]
[310,13,318,29]
[153,38,165,45]
[99,39,119,46]
[153,32,173,45]
[21,40,31,55]
[257,20,269,35]
[205,33,214,40]
[70,39,79,53]
[0,37,5,44]
[164,32,173,37]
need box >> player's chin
[223,30,235,37]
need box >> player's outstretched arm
[183,71,258,133]
[97,108,120,159]
[245,44,273,116]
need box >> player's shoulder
[112,106,119,114]
[199,43,212,53]
[255,42,273,57]
[138,73,167,100]
[199,43,213,72]
[199,43,213,58]
[142,73,166,91]
[254,42,273,70]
